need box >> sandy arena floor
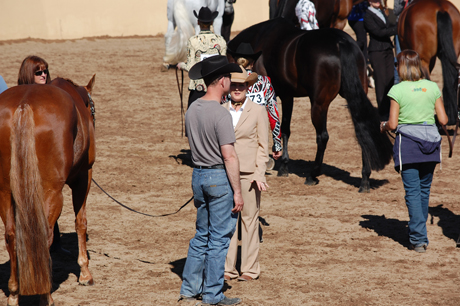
[0,28,459,305]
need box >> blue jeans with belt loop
[180,168,237,304]
[401,163,436,247]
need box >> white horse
[163,0,226,65]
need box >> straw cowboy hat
[193,7,219,23]
[228,43,262,61]
[189,55,242,80]
[230,66,258,87]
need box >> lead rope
[91,178,194,217]
[87,91,193,216]
[176,67,185,137]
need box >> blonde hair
[396,50,424,82]
[236,57,253,69]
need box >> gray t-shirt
[185,98,236,167]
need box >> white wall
[0,0,269,40]
[1,0,460,41]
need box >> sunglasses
[394,62,399,68]
[34,69,48,76]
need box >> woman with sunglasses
[17,55,69,255]
[18,55,51,85]
[380,50,448,253]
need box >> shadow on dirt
[169,149,192,167]
[429,204,460,245]
[170,150,390,190]
[170,246,242,293]
[359,215,409,248]
[0,232,84,305]
[277,158,390,190]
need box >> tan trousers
[225,173,261,279]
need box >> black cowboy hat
[189,55,242,80]
[193,7,219,23]
[228,42,262,60]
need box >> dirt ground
[0,28,459,306]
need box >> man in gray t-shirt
[186,98,235,167]
[180,56,244,306]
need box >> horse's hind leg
[359,154,371,193]
[278,96,293,177]
[44,187,65,248]
[2,195,19,306]
[39,293,54,306]
[306,102,330,185]
[70,169,94,286]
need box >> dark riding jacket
[364,8,397,52]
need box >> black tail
[338,38,393,171]
[437,11,459,125]
[274,0,287,18]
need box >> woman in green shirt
[380,50,448,253]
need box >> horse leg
[3,195,19,306]
[70,169,94,286]
[306,102,330,185]
[44,188,65,248]
[39,294,54,306]
[359,153,371,193]
[164,0,175,51]
[213,15,223,36]
[420,58,434,80]
[278,95,293,177]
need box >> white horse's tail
[163,0,195,64]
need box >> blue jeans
[394,35,401,84]
[401,163,436,247]
[180,168,237,304]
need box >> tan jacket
[184,30,227,91]
[222,99,270,182]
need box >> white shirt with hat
[229,98,248,129]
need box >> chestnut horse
[271,0,365,30]
[398,0,460,125]
[229,18,393,192]
[0,76,96,306]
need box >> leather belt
[194,164,225,169]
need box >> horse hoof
[7,296,19,306]
[79,278,95,286]
[277,170,289,177]
[160,63,170,72]
[304,177,319,186]
[358,186,371,193]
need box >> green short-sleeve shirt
[387,79,441,124]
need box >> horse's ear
[85,74,96,94]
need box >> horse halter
[87,92,96,127]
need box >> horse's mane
[61,78,79,88]
[51,77,80,88]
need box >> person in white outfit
[295,0,319,30]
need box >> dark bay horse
[229,18,393,192]
[398,0,460,125]
[271,0,365,30]
[0,76,96,306]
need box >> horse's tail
[10,104,51,295]
[274,0,286,18]
[338,38,393,171]
[163,0,195,64]
[437,10,459,125]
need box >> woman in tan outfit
[222,66,269,281]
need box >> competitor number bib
[247,91,265,105]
